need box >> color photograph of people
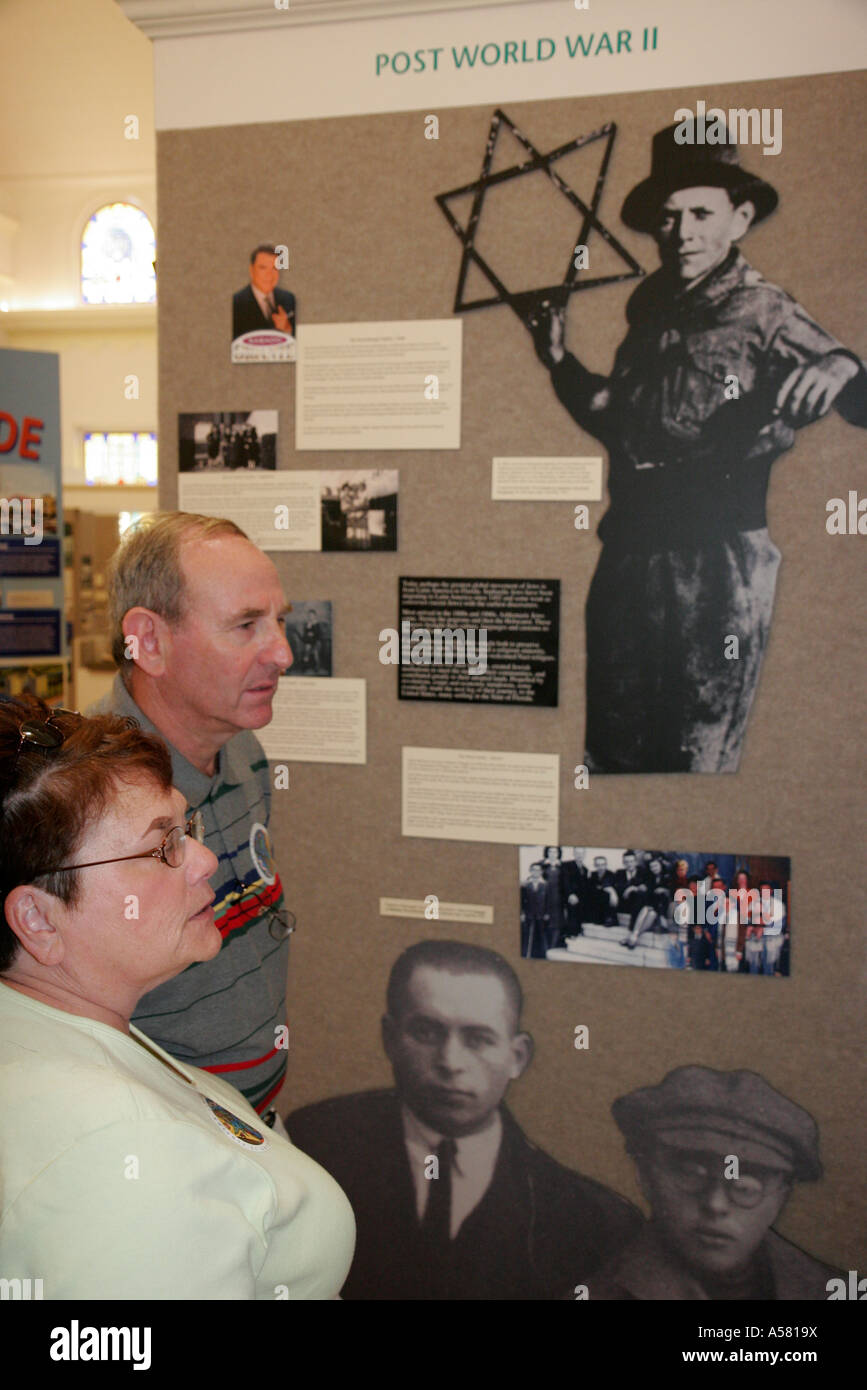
[519,846,790,975]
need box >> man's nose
[435,1033,466,1073]
[700,1179,735,1215]
[264,622,293,670]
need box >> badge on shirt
[249,822,277,885]
[204,1097,267,1148]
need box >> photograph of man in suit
[586,854,618,926]
[287,940,640,1299]
[520,860,549,959]
[232,243,296,341]
[614,850,650,926]
[561,845,588,937]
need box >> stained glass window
[83,433,158,486]
[81,203,156,305]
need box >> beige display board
[157,71,866,1275]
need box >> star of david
[435,109,644,323]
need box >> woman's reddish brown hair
[0,693,172,971]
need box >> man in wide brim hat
[619,121,778,234]
[530,118,866,776]
[588,1066,842,1299]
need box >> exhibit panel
[143,0,866,1297]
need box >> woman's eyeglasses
[9,714,297,943]
[50,812,206,874]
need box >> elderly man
[590,1066,839,1299]
[531,122,866,774]
[98,512,293,1116]
[232,243,296,339]
[288,940,640,1299]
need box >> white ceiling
[1,0,155,183]
[118,0,551,39]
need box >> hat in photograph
[612,1066,821,1180]
[621,123,778,234]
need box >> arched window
[81,203,156,304]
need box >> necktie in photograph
[421,1136,456,1249]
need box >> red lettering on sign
[0,412,18,453]
[19,417,44,460]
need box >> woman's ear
[4,887,65,966]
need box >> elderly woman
[0,695,354,1299]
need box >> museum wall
[147,0,866,1274]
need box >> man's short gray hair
[107,511,247,670]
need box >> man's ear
[509,1030,534,1080]
[122,608,170,676]
[4,887,65,967]
[731,199,756,242]
[633,1156,655,1210]
[381,1013,397,1061]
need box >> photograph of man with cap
[530,119,866,773]
[589,1066,839,1299]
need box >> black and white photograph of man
[589,1067,840,1300]
[529,119,867,774]
[287,940,640,1300]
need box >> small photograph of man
[320,469,398,552]
[590,1066,841,1299]
[177,411,277,473]
[520,859,549,960]
[283,600,332,677]
[287,940,640,1299]
[231,242,296,363]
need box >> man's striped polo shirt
[96,676,289,1114]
